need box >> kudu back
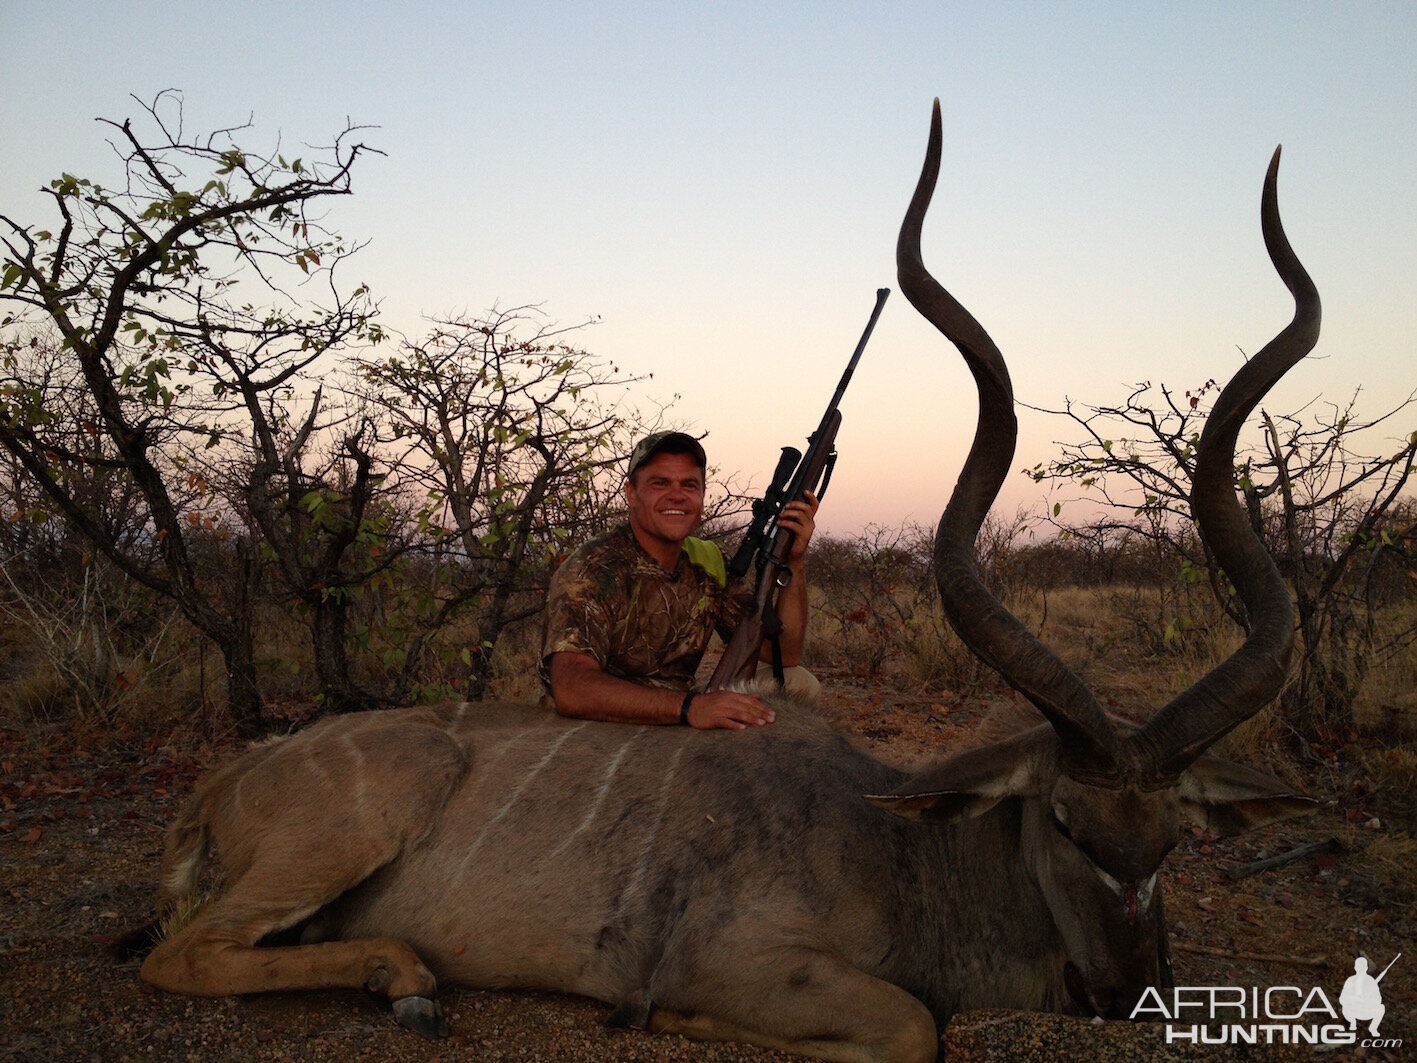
[138,102,1318,1062]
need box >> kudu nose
[1063,962,1153,1020]
[1063,962,1099,1017]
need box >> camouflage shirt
[541,523,754,692]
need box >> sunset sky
[3,2,1413,534]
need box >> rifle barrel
[817,288,890,436]
[1376,952,1401,983]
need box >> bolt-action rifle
[707,287,890,691]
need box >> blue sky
[3,2,1414,533]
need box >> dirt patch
[2,675,1413,1061]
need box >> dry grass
[807,581,1249,710]
[1370,745,1417,793]
[480,621,548,703]
[1350,832,1417,914]
[157,887,222,942]
[805,579,1417,797]
[0,664,75,724]
[0,587,556,740]
[0,634,212,738]
[1354,612,1417,742]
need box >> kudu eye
[1045,798,1163,920]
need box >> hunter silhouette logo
[1341,953,1399,1037]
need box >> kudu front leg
[650,948,938,1063]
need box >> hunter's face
[626,452,705,547]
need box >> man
[1340,956,1388,1037]
[542,431,818,729]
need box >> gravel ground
[2,676,1412,1060]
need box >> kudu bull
[137,102,1318,1061]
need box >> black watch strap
[679,691,696,726]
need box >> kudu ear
[867,727,1052,824]
[1178,754,1318,838]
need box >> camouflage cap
[626,431,707,480]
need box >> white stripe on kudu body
[617,737,689,907]
[457,721,588,878]
[547,727,645,861]
[340,731,369,814]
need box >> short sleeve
[541,550,613,666]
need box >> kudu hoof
[393,995,450,1038]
